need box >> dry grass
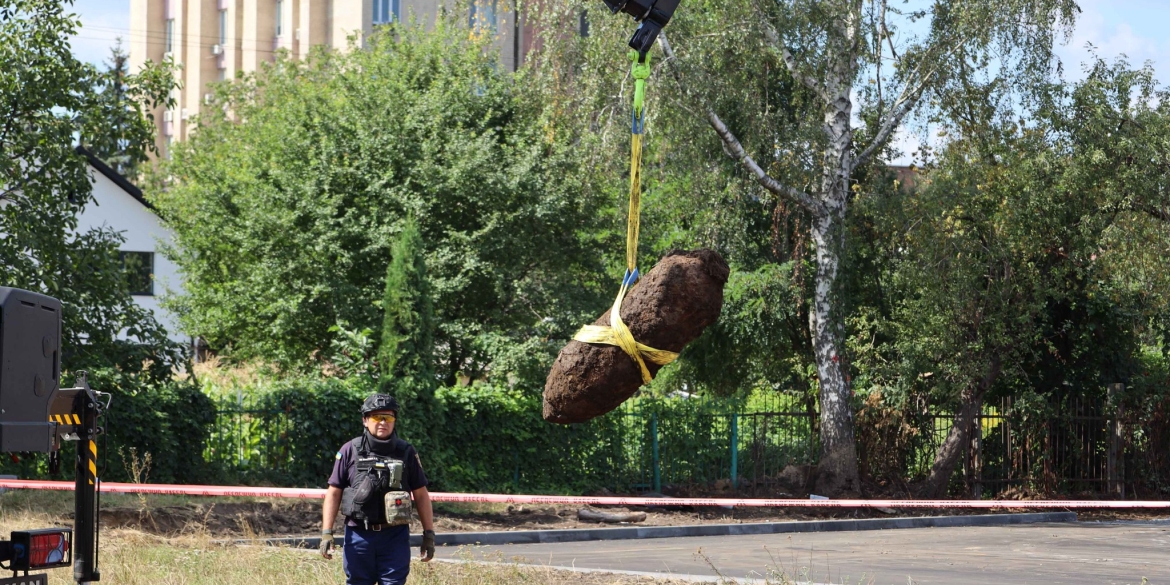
[0,491,852,584]
[6,532,709,585]
[0,501,706,585]
[188,355,275,394]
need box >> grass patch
[0,532,702,585]
[0,491,851,584]
[0,502,693,584]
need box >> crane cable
[572,51,679,384]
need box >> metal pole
[651,412,660,493]
[730,414,738,489]
[73,379,101,584]
[1107,383,1125,498]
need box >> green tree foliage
[79,38,167,177]
[0,1,204,483]
[379,215,435,392]
[156,19,610,385]
[848,57,1170,494]
[378,214,443,456]
[0,0,180,380]
[537,0,1079,493]
[525,0,823,405]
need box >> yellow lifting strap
[573,51,679,384]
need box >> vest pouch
[384,459,404,489]
[340,487,359,519]
[383,490,413,526]
[341,467,388,524]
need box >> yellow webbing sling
[572,51,679,384]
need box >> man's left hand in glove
[419,529,435,562]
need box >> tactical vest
[339,436,414,528]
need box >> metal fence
[970,397,1114,496]
[205,404,292,478]
[600,404,820,493]
[902,397,1118,497]
[206,393,1126,496]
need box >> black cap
[361,394,399,416]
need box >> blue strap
[622,268,640,287]
[630,108,646,134]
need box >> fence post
[972,406,983,499]
[651,412,661,493]
[730,414,738,489]
[512,449,520,492]
[1107,383,1125,498]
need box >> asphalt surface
[436,520,1170,584]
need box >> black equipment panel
[0,288,61,453]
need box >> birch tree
[659,0,1077,493]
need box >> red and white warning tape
[1,479,1168,508]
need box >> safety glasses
[367,413,396,424]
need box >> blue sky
[69,0,1170,80]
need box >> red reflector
[10,529,72,570]
[28,532,69,568]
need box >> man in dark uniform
[320,394,436,585]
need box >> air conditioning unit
[203,93,214,105]
[211,44,223,55]
[163,51,173,60]
[294,28,300,40]
[163,110,174,122]
[180,108,189,120]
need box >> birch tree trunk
[809,201,859,494]
[809,70,861,493]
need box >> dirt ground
[92,498,1170,538]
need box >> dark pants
[343,525,410,585]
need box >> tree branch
[880,0,901,67]
[659,33,822,214]
[1132,202,1170,223]
[761,22,831,103]
[855,38,966,167]
[871,0,883,108]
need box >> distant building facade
[129,0,536,158]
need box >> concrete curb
[430,557,777,584]
[241,511,1076,549]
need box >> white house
[74,147,188,345]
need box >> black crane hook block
[601,0,681,56]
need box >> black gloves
[420,529,435,561]
[319,531,334,559]
[321,528,433,561]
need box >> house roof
[74,145,156,211]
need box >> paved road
[436,521,1170,584]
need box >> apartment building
[129,0,535,158]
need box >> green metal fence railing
[203,393,1121,497]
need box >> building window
[165,18,174,53]
[470,0,497,34]
[219,9,227,45]
[579,10,589,37]
[120,252,154,296]
[373,0,399,24]
[275,0,283,36]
